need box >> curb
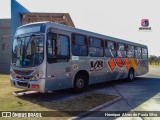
[70,96,121,120]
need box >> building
[20,12,74,27]
[0,19,11,74]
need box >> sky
[0,0,160,56]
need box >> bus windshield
[12,35,44,67]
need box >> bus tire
[73,73,88,93]
[127,68,134,81]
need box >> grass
[0,74,118,120]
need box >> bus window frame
[71,33,88,56]
[117,42,127,58]
[105,40,117,58]
[89,37,104,57]
[135,46,142,59]
[142,47,148,59]
[47,32,70,63]
[126,44,135,58]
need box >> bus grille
[17,81,28,87]
[13,69,34,76]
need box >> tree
[149,55,160,65]
[158,56,160,65]
[149,55,154,65]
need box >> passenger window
[47,33,56,57]
[89,37,104,57]
[142,48,148,59]
[105,41,116,58]
[57,35,69,56]
[117,43,126,58]
[127,45,134,58]
[47,32,70,63]
[72,33,88,56]
[135,47,142,59]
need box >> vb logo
[90,60,103,71]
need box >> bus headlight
[31,71,43,81]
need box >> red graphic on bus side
[108,58,140,71]
[115,58,124,67]
[108,58,116,71]
[123,58,131,70]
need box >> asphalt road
[80,65,160,120]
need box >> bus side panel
[105,58,119,81]
[105,57,130,81]
[45,62,72,92]
[88,57,124,84]
[135,59,149,76]
[70,56,88,85]
[88,57,108,84]
[88,57,133,84]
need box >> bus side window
[57,34,70,57]
[89,37,104,57]
[117,43,126,58]
[47,33,56,58]
[72,33,88,56]
[142,48,148,59]
[47,32,70,63]
[127,45,134,58]
[135,47,142,59]
[105,41,116,58]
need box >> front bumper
[10,76,45,93]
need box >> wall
[11,0,29,36]
[0,19,11,74]
[0,0,29,74]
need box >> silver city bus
[10,22,148,93]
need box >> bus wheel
[128,68,134,81]
[73,74,87,93]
